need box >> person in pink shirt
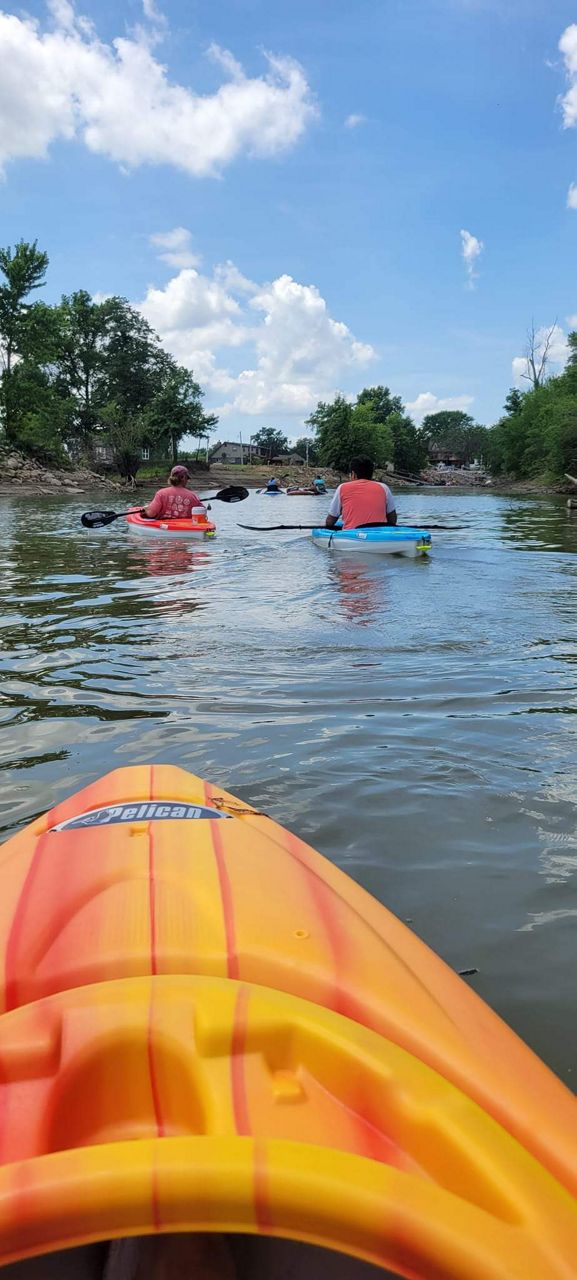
[141,465,206,520]
[325,455,397,530]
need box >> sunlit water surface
[1,489,576,1083]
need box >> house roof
[210,440,264,453]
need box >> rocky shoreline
[0,448,572,499]
[0,447,121,496]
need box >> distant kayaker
[312,475,326,493]
[266,477,281,492]
[141,465,206,520]
[325,456,397,530]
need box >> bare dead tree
[522,319,557,389]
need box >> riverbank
[0,447,120,496]
[0,447,572,498]
[132,464,447,492]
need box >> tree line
[0,241,216,478]
[484,337,577,479]
[2,240,576,481]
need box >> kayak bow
[0,765,575,1277]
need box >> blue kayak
[312,526,432,557]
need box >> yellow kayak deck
[0,765,575,1277]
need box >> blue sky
[2,0,577,439]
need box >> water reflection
[328,557,390,625]
[125,539,212,579]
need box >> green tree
[350,400,394,465]
[503,388,523,415]
[144,363,217,464]
[307,396,354,471]
[356,385,403,422]
[294,435,319,465]
[308,391,399,471]
[388,412,427,474]
[0,240,50,442]
[421,410,488,467]
[421,410,474,448]
[252,427,289,462]
[55,291,112,442]
[105,411,147,484]
[567,332,577,368]
[97,298,167,422]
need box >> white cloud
[567,183,577,209]
[150,227,200,268]
[405,392,474,423]
[511,356,528,382]
[214,261,259,296]
[567,314,577,328]
[345,113,366,129]
[460,228,484,288]
[137,259,375,419]
[142,0,165,24]
[559,24,577,127]
[512,324,568,384]
[0,3,316,176]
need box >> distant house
[83,441,170,470]
[272,452,305,466]
[428,444,465,469]
[210,440,265,464]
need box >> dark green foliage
[307,385,434,475]
[0,241,218,467]
[388,411,427,473]
[420,411,488,466]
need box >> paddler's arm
[142,492,162,518]
[383,484,397,525]
[325,486,341,528]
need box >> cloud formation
[0,1,316,176]
[404,392,474,423]
[460,229,484,288]
[138,249,375,418]
[345,113,366,129]
[149,228,200,269]
[559,23,577,127]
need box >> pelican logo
[51,801,230,830]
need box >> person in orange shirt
[142,465,206,520]
[325,456,397,530]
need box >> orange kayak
[125,512,216,538]
[0,765,575,1277]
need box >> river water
[0,489,576,1086]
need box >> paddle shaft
[238,522,466,532]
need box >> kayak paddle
[238,521,467,532]
[81,485,249,528]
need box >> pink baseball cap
[170,465,190,480]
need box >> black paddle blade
[214,485,249,503]
[81,510,120,528]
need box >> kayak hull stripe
[231,985,250,1137]
[206,783,239,982]
[253,1139,273,1232]
[4,834,46,1014]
